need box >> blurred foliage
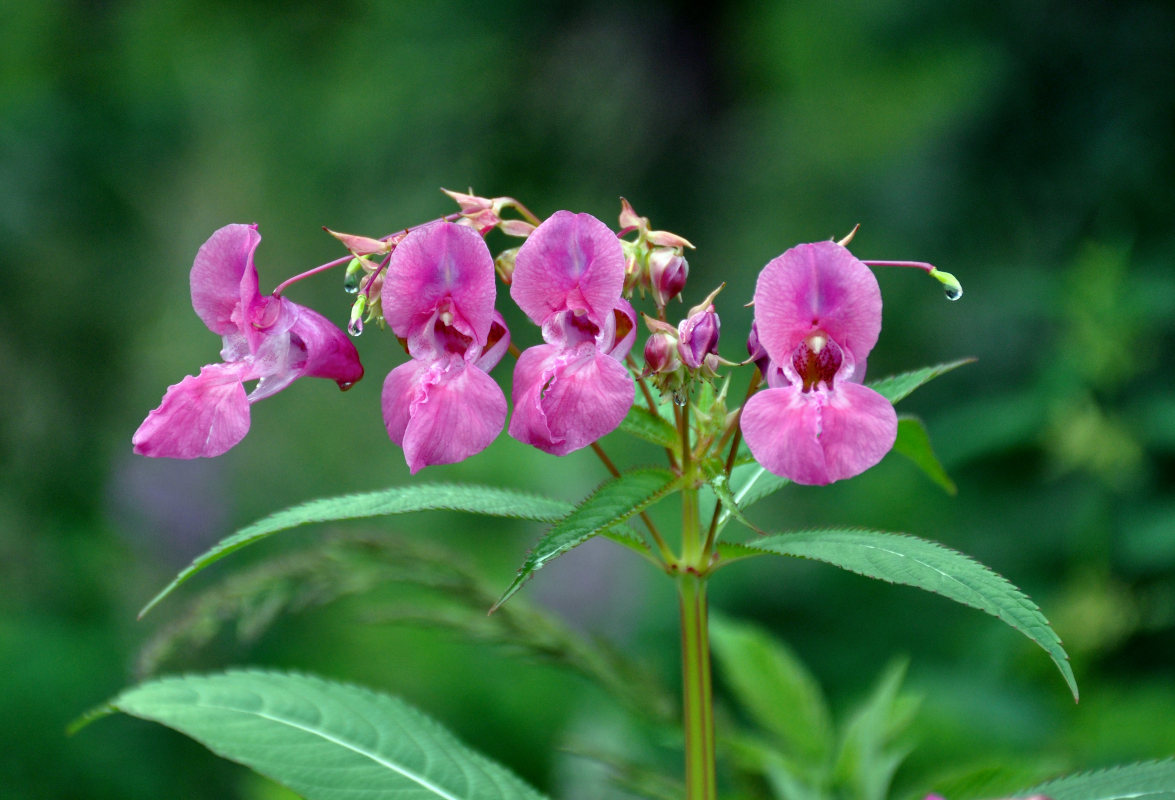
[3,0,1174,797]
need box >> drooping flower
[508,211,635,456]
[740,241,897,485]
[133,224,363,459]
[380,219,509,473]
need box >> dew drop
[343,273,361,294]
[943,284,963,301]
[672,389,688,406]
[347,318,363,337]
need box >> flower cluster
[136,194,956,488]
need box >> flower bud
[678,305,720,370]
[643,330,680,376]
[494,246,519,285]
[649,248,689,306]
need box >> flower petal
[132,363,251,458]
[190,224,262,336]
[508,343,634,456]
[741,382,896,485]
[753,241,881,367]
[287,302,365,389]
[382,357,506,474]
[381,220,496,348]
[511,211,625,328]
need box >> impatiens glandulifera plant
[77,192,1175,800]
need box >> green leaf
[737,529,1079,701]
[893,415,957,495]
[709,615,833,765]
[140,484,574,618]
[75,670,547,800]
[728,462,790,512]
[619,403,678,449]
[832,660,917,800]
[493,468,682,612]
[1023,760,1175,800]
[867,358,974,405]
[707,473,764,536]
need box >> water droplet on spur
[943,284,963,301]
[343,274,361,294]
[672,389,688,406]
[347,318,363,337]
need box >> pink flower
[740,241,897,485]
[508,211,635,456]
[133,224,363,459]
[380,220,509,473]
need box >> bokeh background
[3,0,1174,797]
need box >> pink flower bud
[643,330,680,375]
[649,248,689,306]
[677,305,720,370]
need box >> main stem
[678,571,715,800]
[677,394,716,800]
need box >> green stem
[678,572,716,800]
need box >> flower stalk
[678,570,716,800]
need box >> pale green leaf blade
[742,529,1078,700]
[1023,760,1175,800]
[140,485,574,618]
[706,473,764,536]
[728,463,790,512]
[493,468,682,611]
[83,670,547,800]
[894,415,957,495]
[619,404,678,449]
[867,358,974,405]
[832,659,917,800]
[709,614,833,764]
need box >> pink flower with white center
[740,241,897,485]
[508,211,635,456]
[133,224,363,459]
[380,220,509,473]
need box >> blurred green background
[3,0,1174,797]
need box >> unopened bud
[643,331,681,376]
[649,249,689,306]
[495,247,519,285]
[678,306,720,370]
